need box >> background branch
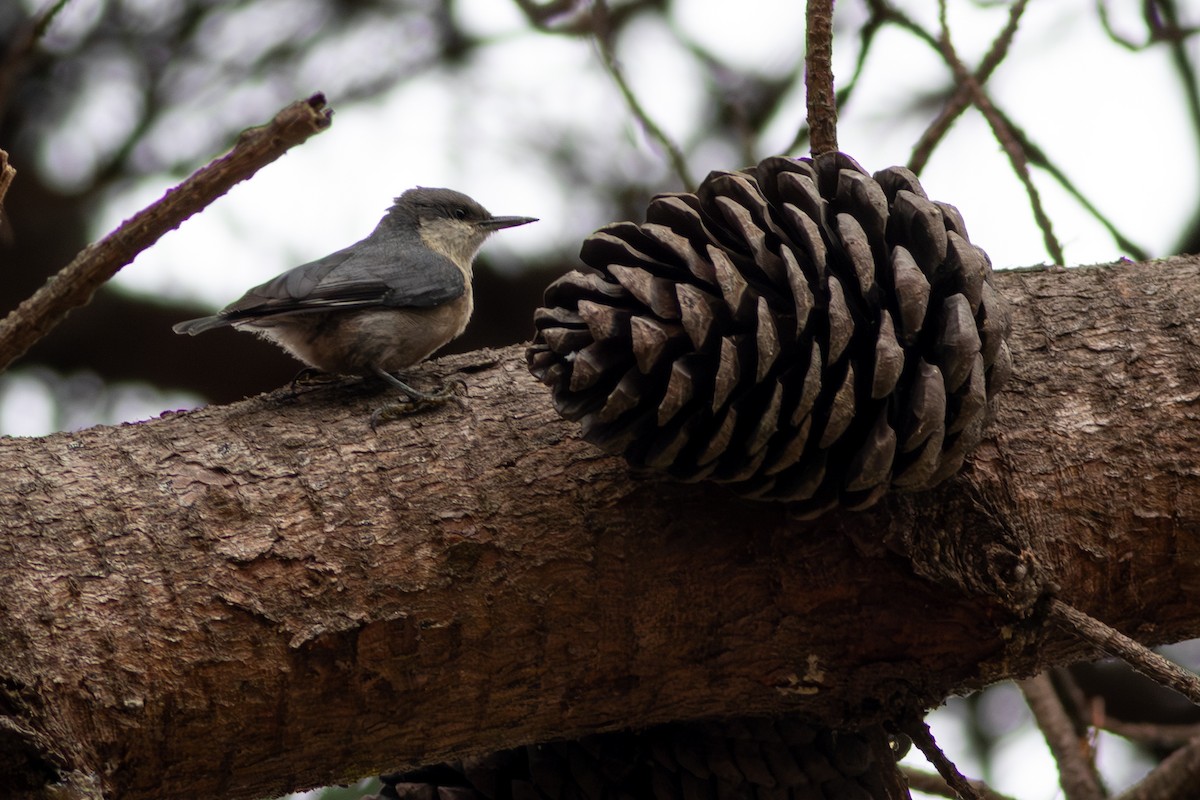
[905,719,985,800]
[1052,600,1200,707]
[934,8,1064,263]
[511,0,694,190]
[0,93,333,376]
[591,0,694,190]
[873,0,1149,262]
[1113,734,1200,800]
[901,766,1016,800]
[1102,718,1200,749]
[987,105,1149,260]
[0,0,68,125]
[907,0,1028,174]
[1018,673,1105,800]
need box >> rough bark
[2,256,1200,800]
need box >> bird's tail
[172,315,229,335]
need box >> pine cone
[368,718,908,800]
[527,153,1012,516]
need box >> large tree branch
[3,257,1200,799]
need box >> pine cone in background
[367,718,908,800]
[527,153,1012,517]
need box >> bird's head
[392,187,536,270]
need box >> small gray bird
[174,187,535,419]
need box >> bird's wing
[217,234,465,324]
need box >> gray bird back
[218,220,465,323]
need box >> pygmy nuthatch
[174,187,536,417]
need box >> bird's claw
[287,367,340,398]
[444,377,469,402]
[369,378,469,430]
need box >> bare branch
[901,765,1017,800]
[0,93,333,376]
[0,0,70,126]
[933,12,1064,263]
[1101,718,1200,749]
[1018,673,1106,800]
[784,8,883,155]
[1157,1,1200,158]
[512,0,693,189]
[1113,732,1200,800]
[908,0,1029,174]
[878,0,1146,260]
[903,718,986,800]
[988,105,1149,260]
[7,255,1200,797]
[590,0,694,190]
[863,1,1065,261]
[1051,599,1200,707]
[805,0,839,155]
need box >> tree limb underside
[2,256,1200,799]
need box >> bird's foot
[369,375,468,430]
[287,367,341,397]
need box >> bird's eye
[452,207,468,220]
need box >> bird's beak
[480,215,538,231]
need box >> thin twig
[1102,718,1200,749]
[871,0,1071,261]
[1156,1,1200,254]
[903,718,985,800]
[511,0,693,185]
[1099,0,1200,255]
[785,8,883,156]
[0,93,334,376]
[0,0,71,126]
[880,0,1145,260]
[1096,0,1143,50]
[1112,731,1200,800]
[590,0,694,190]
[1156,1,1200,152]
[510,0,578,31]
[901,766,1017,800]
[805,0,838,155]
[1097,0,1200,51]
[909,0,1029,174]
[1050,599,1200,706]
[1018,673,1105,800]
[990,105,1149,260]
[934,12,1065,263]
